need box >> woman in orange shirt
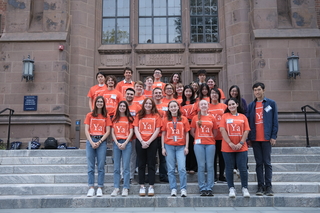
[220,98,251,198]
[191,100,218,196]
[180,85,197,174]
[133,98,162,196]
[110,101,134,197]
[161,100,190,197]
[84,96,111,197]
[209,88,227,182]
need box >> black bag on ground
[10,141,22,150]
[57,143,67,149]
[27,137,41,149]
[44,137,58,149]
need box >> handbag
[44,137,58,149]
[27,137,41,149]
[57,143,67,149]
[10,141,22,150]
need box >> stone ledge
[253,29,320,39]
[98,44,132,54]
[135,43,185,54]
[0,32,68,42]
[0,114,71,125]
[189,43,223,53]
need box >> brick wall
[316,0,320,28]
[0,0,6,33]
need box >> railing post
[301,106,310,148]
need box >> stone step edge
[0,193,319,208]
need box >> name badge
[162,107,168,111]
[227,119,233,124]
[195,139,201,144]
[173,136,177,142]
[111,94,117,99]
[139,100,143,104]
[265,105,272,112]
[157,83,162,86]
[130,112,136,116]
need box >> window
[139,0,182,44]
[190,0,218,43]
[102,0,130,44]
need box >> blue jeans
[86,137,107,187]
[194,144,215,191]
[222,151,248,188]
[251,141,272,187]
[113,139,132,189]
[164,144,187,190]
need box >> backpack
[44,137,58,149]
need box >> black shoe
[265,186,274,196]
[218,176,227,183]
[256,186,264,196]
[206,190,214,196]
[200,190,207,196]
[160,177,169,183]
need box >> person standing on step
[220,98,251,198]
[87,72,107,111]
[247,82,278,196]
[84,96,111,197]
[111,101,134,197]
[152,68,166,92]
[102,75,123,117]
[134,98,162,196]
[190,99,218,196]
[115,67,135,97]
[161,100,190,197]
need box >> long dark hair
[166,100,182,121]
[137,98,161,119]
[112,101,134,123]
[92,96,108,117]
[228,85,243,109]
[210,87,221,103]
[225,97,245,114]
[199,83,210,100]
[169,73,182,84]
[181,85,196,106]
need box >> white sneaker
[242,187,250,198]
[229,187,236,198]
[86,188,95,197]
[148,186,154,196]
[139,187,146,196]
[122,188,129,197]
[96,188,103,197]
[181,189,187,197]
[171,189,177,196]
[111,188,119,197]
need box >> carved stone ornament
[190,54,221,65]
[138,54,182,66]
[100,55,131,66]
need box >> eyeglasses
[166,88,173,90]
[154,72,161,74]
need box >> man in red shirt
[115,67,135,97]
[152,68,166,91]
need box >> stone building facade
[0,0,319,148]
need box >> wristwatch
[240,141,244,145]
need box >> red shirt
[143,90,153,98]
[208,103,227,140]
[155,102,168,117]
[162,116,190,146]
[102,89,123,116]
[87,84,108,109]
[133,95,146,106]
[112,116,133,140]
[255,101,267,141]
[84,113,112,135]
[180,101,196,121]
[191,114,218,145]
[115,80,135,97]
[133,113,162,141]
[220,113,250,152]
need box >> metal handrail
[301,105,320,148]
[0,108,15,150]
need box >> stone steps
[0,182,319,196]
[0,193,319,208]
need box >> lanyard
[172,117,177,130]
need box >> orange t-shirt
[152,81,166,91]
[218,88,226,100]
[87,84,108,109]
[143,90,153,98]
[162,116,190,146]
[115,80,135,97]
[190,114,218,145]
[112,116,133,140]
[84,113,112,135]
[219,113,250,152]
[180,101,196,121]
[255,101,268,141]
[176,95,183,105]
[128,103,141,117]
[162,97,176,105]
[102,89,123,116]
[155,102,168,117]
[133,113,162,141]
[133,95,146,106]
[194,97,211,113]
[208,103,227,140]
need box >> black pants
[214,140,225,179]
[186,132,198,172]
[136,139,158,185]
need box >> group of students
[84,67,278,199]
